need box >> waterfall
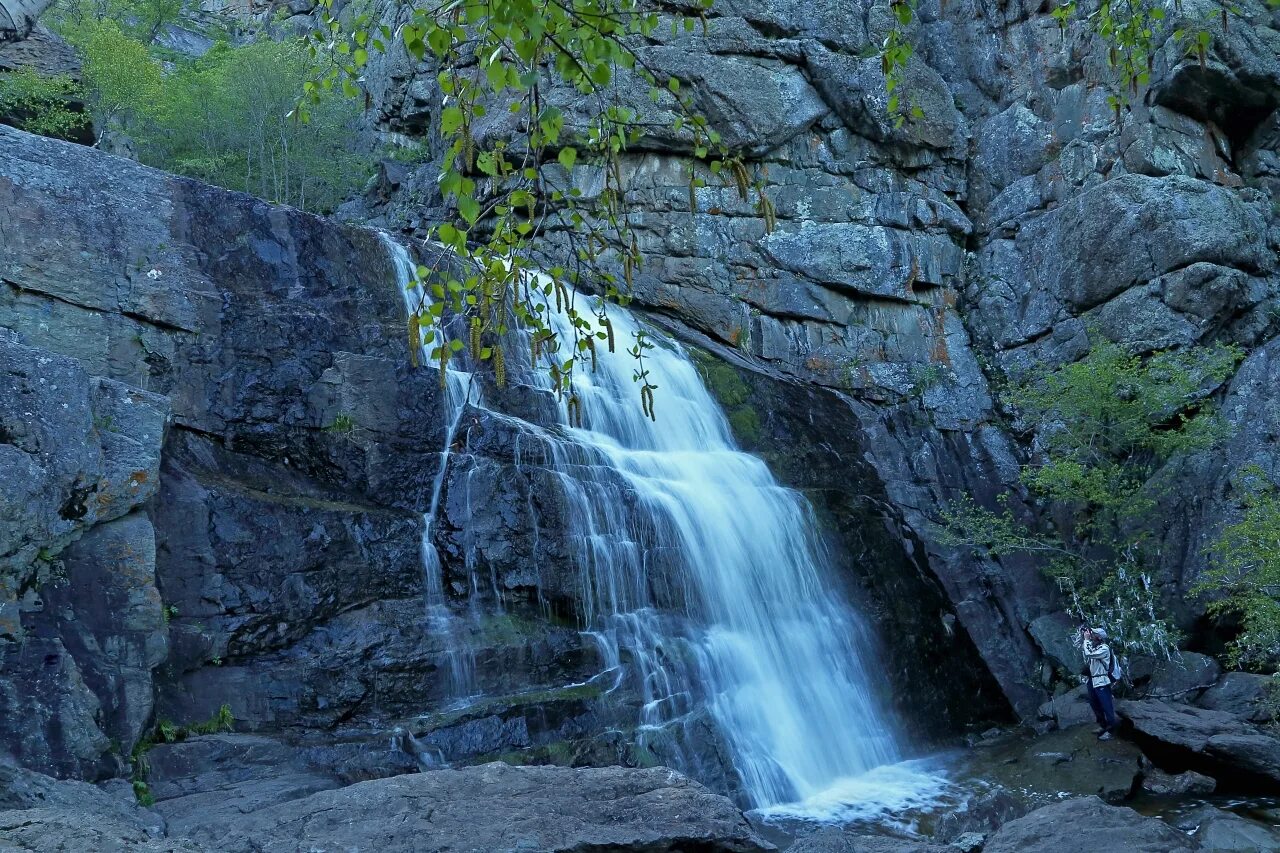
[383,237,917,812]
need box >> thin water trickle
[383,237,919,812]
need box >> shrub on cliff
[940,337,1242,660]
[135,39,371,213]
[48,9,370,213]
[1200,467,1280,672]
[0,68,89,140]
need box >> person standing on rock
[1078,626,1120,740]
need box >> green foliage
[1199,466,1280,671]
[309,0,776,413]
[131,703,235,802]
[68,18,164,133]
[53,5,371,212]
[135,40,371,212]
[1007,340,1239,539]
[881,0,922,127]
[1263,679,1280,727]
[941,338,1241,659]
[0,69,89,140]
[324,412,356,433]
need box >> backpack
[1105,648,1125,688]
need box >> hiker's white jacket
[1082,638,1113,689]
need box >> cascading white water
[384,237,917,812]
[534,297,902,807]
[385,238,483,700]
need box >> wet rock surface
[787,829,950,852]
[981,796,1195,852]
[1180,804,1280,851]
[958,726,1145,805]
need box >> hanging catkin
[408,313,420,368]
[494,344,506,388]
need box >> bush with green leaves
[940,337,1241,660]
[1199,466,1280,672]
[51,8,370,213]
[61,17,163,140]
[0,68,89,140]
[135,39,371,212]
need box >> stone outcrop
[0,756,770,852]
[980,797,1195,853]
[0,328,170,777]
[0,117,999,801]
[0,0,50,41]
[1195,672,1279,723]
[1181,804,1280,851]
[1120,698,1280,784]
[161,758,772,853]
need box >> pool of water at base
[745,749,1279,849]
[746,753,970,843]
[1131,793,1280,830]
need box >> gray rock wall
[353,0,1279,719]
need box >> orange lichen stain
[903,258,921,298]
[1212,169,1243,188]
[128,471,149,488]
[728,327,744,347]
[927,306,952,367]
[805,356,834,372]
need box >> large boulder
[1027,612,1084,676]
[0,809,209,852]
[1140,767,1216,797]
[0,762,181,851]
[1195,672,1278,723]
[178,762,772,853]
[1120,699,1280,785]
[1144,652,1221,702]
[1037,684,1096,730]
[1183,805,1280,852]
[981,796,1195,853]
[0,0,52,40]
[932,788,1028,845]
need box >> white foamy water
[755,758,959,827]
[384,238,947,813]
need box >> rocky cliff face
[354,0,1280,718]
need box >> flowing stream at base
[385,237,944,815]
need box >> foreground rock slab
[1120,699,1280,784]
[787,829,950,852]
[981,796,1194,853]
[181,762,773,853]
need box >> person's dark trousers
[1086,682,1118,731]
